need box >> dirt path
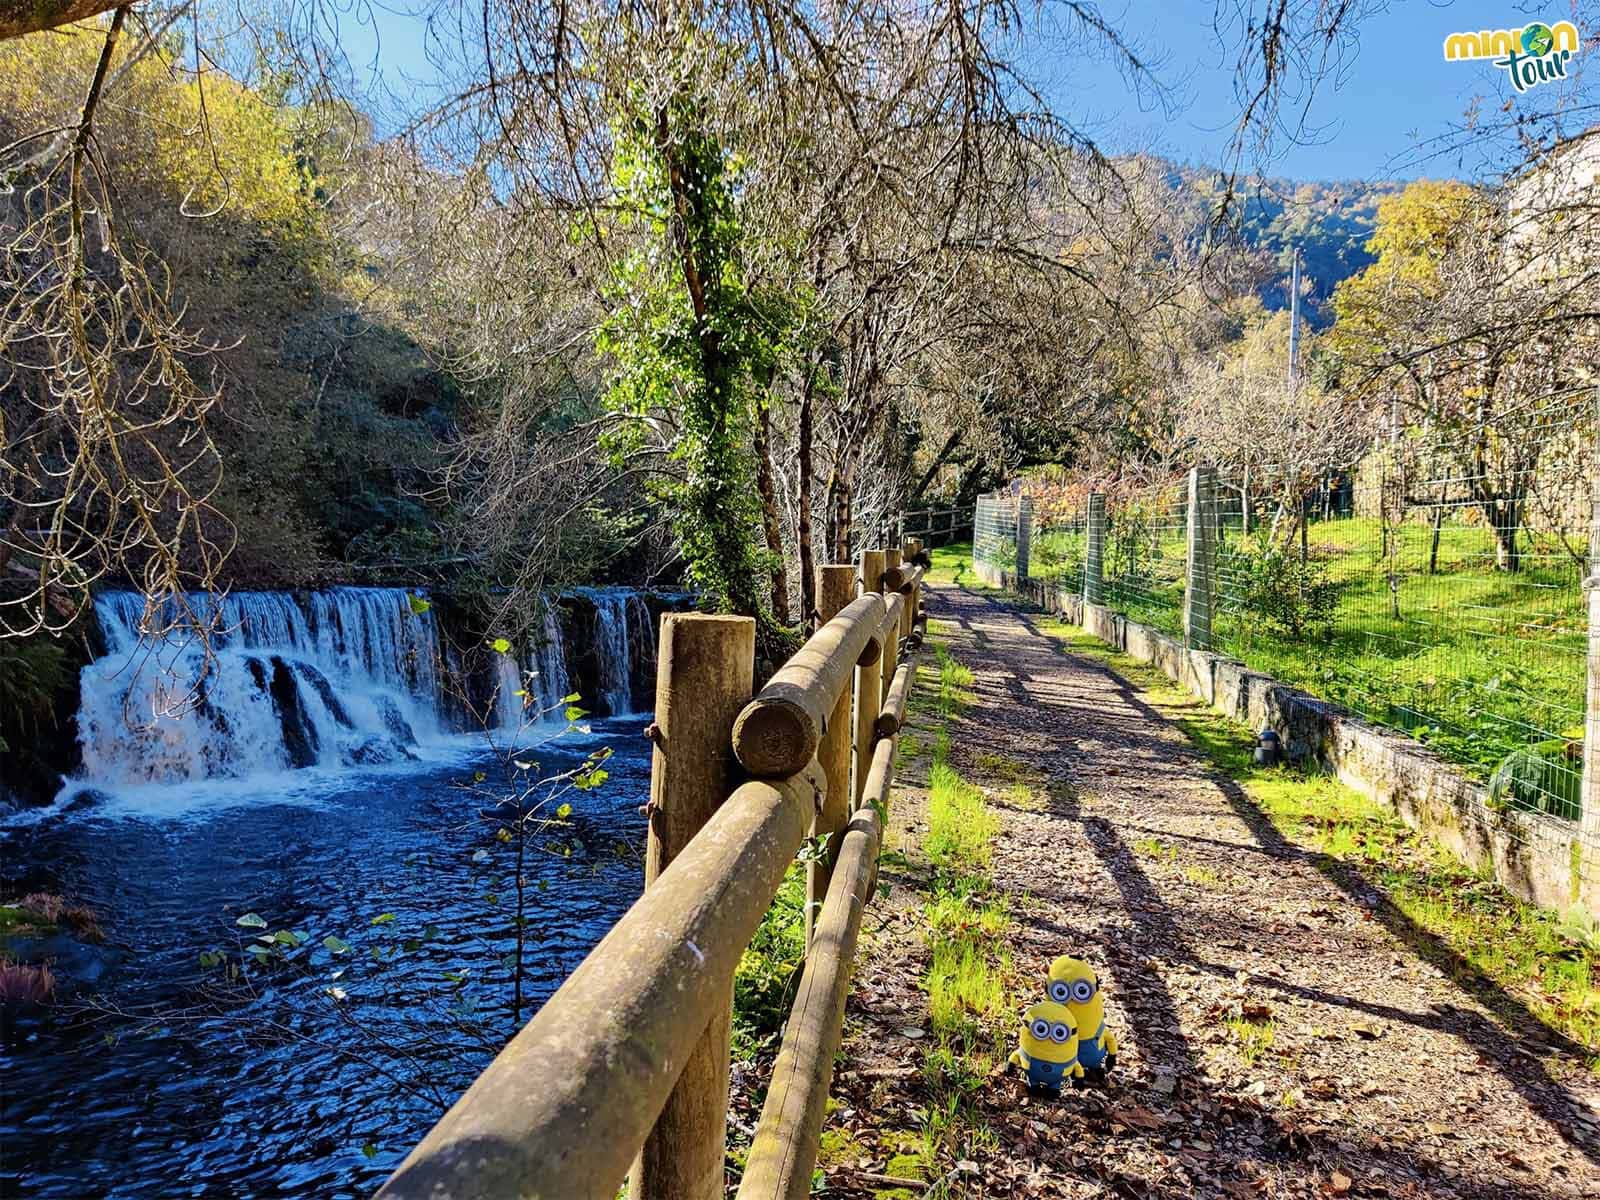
[822,583,1600,1200]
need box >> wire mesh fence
[1102,482,1190,641]
[1029,499,1088,586]
[1211,452,1592,825]
[973,494,1021,578]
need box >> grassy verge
[923,543,991,590]
[1035,616,1600,1069]
[878,622,1016,1198]
[731,865,808,1063]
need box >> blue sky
[348,1,1593,184]
[1023,1,1593,182]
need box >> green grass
[1131,836,1179,864]
[924,542,990,589]
[1224,1014,1277,1064]
[1070,513,1586,791]
[925,763,998,876]
[1040,619,1600,1067]
[732,865,808,1062]
[905,633,1016,1193]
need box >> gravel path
[824,583,1600,1200]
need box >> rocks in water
[0,894,113,1005]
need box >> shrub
[1488,739,1582,821]
[0,961,55,1005]
[1225,543,1343,641]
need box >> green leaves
[406,594,432,616]
[235,912,268,929]
[323,935,352,956]
[370,912,397,926]
[489,636,513,655]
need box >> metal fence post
[1016,495,1032,581]
[1580,475,1600,902]
[1084,493,1106,605]
[631,614,757,1200]
[1184,466,1217,651]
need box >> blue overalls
[1076,1021,1109,1071]
[1021,1051,1077,1090]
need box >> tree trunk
[1492,499,1522,573]
[753,395,791,625]
[1428,506,1443,574]
[796,382,817,628]
[909,429,964,502]
[0,0,122,41]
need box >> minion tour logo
[1443,20,1581,92]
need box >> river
[1,588,662,1198]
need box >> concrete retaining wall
[1014,577,1596,918]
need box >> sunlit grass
[923,541,988,588]
[1069,512,1586,783]
[926,763,997,875]
[1224,1014,1276,1064]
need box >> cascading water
[69,586,660,794]
[78,589,444,789]
[584,590,643,716]
[534,606,573,718]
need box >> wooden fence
[900,506,972,548]
[376,539,930,1200]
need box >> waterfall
[70,585,669,794]
[78,589,442,789]
[534,607,573,720]
[584,590,636,716]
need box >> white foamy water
[581,589,653,717]
[73,588,594,796]
[79,590,448,789]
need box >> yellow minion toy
[1009,1000,1083,1091]
[1048,955,1119,1077]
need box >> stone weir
[4,586,689,804]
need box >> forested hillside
[1182,168,1405,325]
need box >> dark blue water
[0,719,651,1199]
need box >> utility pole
[1286,245,1302,392]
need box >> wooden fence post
[903,538,923,631]
[881,547,901,708]
[631,614,756,1200]
[854,549,886,806]
[1085,493,1106,605]
[1184,466,1217,651]
[810,565,858,945]
[1580,475,1600,912]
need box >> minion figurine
[1009,1000,1082,1092]
[1048,956,1119,1078]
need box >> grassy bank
[857,620,1017,1198]
[945,523,1587,819]
[1037,617,1600,1068]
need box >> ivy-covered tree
[595,89,781,623]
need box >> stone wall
[1014,577,1597,919]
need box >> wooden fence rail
[377,538,927,1200]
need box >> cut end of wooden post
[733,696,820,779]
